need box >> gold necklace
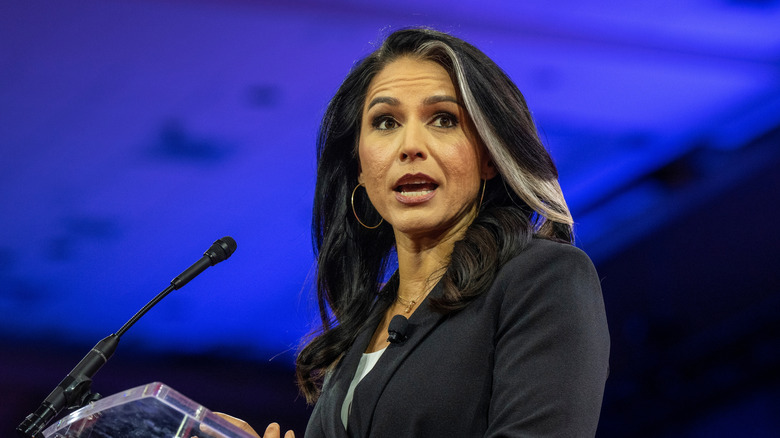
[396,291,427,313]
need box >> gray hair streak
[415,40,574,228]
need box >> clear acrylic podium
[42,382,258,438]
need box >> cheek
[358,150,392,207]
[446,142,483,182]
[359,142,391,182]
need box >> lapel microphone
[387,314,409,344]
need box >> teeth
[401,189,433,197]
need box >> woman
[225,27,609,438]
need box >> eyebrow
[423,95,461,106]
[366,95,462,110]
[366,96,400,109]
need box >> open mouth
[394,173,439,198]
[395,182,438,197]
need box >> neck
[392,209,475,299]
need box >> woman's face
[357,57,495,241]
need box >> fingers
[262,422,295,438]
[211,413,292,438]
[213,413,261,438]
[263,423,281,438]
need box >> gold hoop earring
[351,183,383,229]
[478,179,487,211]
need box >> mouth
[394,173,439,198]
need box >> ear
[481,157,498,180]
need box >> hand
[260,422,295,438]
[214,413,294,438]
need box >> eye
[372,115,399,131]
[431,112,459,128]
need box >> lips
[393,173,438,204]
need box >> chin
[392,216,467,239]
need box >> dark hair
[295,27,573,403]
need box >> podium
[42,382,258,438]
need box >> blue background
[2,1,779,436]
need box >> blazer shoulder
[498,237,598,283]
[488,237,604,320]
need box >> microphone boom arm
[16,236,237,438]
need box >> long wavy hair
[296,27,574,403]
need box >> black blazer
[304,238,610,437]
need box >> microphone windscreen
[389,314,409,336]
[206,236,237,264]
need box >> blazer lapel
[348,283,447,438]
[318,307,383,438]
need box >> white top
[341,347,386,430]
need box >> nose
[398,124,428,161]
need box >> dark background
[2,1,779,436]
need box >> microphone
[387,314,409,344]
[117,236,237,338]
[171,236,237,290]
[16,335,120,438]
[16,236,237,438]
